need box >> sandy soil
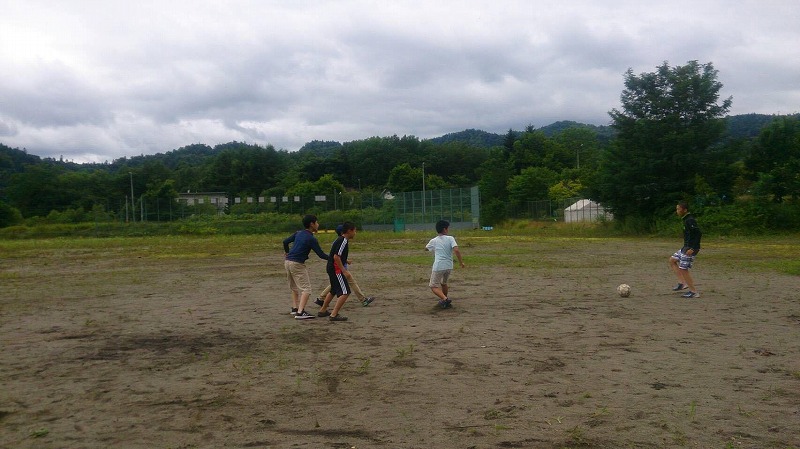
[1,235,799,448]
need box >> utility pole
[422,162,426,217]
[129,172,135,223]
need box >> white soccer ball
[617,284,631,297]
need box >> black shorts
[327,269,350,297]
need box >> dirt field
[1,233,799,448]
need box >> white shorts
[671,250,696,270]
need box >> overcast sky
[2,0,798,163]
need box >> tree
[386,163,423,193]
[745,116,800,202]
[595,61,732,223]
[0,200,22,227]
[477,148,513,225]
[507,166,559,211]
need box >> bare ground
[1,235,799,448]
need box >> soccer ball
[617,284,631,297]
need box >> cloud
[1,0,799,162]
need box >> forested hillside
[1,109,798,230]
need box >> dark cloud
[1,1,798,161]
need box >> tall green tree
[746,116,800,202]
[595,61,732,223]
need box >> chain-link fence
[117,187,481,230]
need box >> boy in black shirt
[319,222,357,321]
[669,202,702,298]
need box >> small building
[564,199,612,223]
[177,191,229,214]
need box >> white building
[564,199,613,223]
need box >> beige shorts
[429,269,451,288]
[285,260,312,294]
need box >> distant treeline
[1,110,798,232]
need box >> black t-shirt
[682,213,702,252]
[326,236,349,274]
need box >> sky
[1,0,799,163]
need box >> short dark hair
[340,221,356,234]
[677,201,689,211]
[435,219,449,234]
[302,214,317,229]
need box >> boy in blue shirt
[283,214,328,319]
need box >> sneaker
[672,283,688,291]
[362,296,375,307]
[444,299,452,309]
[329,314,348,322]
[682,291,699,298]
[290,308,298,316]
[294,310,315,320]
[437,299,447,308]
[314,297,324,307]
[317,310,331,317]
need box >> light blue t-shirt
[426,234,458,271]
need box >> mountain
[724,113,799,139]
[425,129,506,147]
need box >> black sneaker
[444,299,452,308]
[329,314,348,322]
[681,291,699,298]
[672,283,688,291]
[318,310,331,317]
[362,296,375,307]
[314,297,324,307]
[290,308,298,316]
[294,310,315,320]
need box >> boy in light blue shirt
[425,220,465,308]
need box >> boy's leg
[681,268,696,292]
[331,294,350,317]
[319,292,334,312]
[298,291,311,313]
[669,255,682,280]
[318,284,331,301]
[429,270,448,300]
[430,286,447,300]
[286,261,299,311]
[349,275,366,301]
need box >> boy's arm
[282,232,296,254]
[312,238,329,260]
[334,254,351,279]
[425,238,435,251]
[453,246,465,268]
